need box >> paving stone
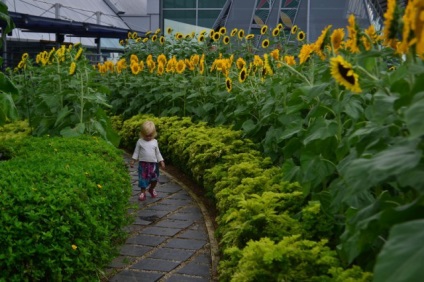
[177,229,208,240]
[168,192,192,200]
[155,219,194,229]
[190,252,212,265]
[119,245,152,256]
[149,247,195,261]
[126,234,168,246]
[163,238,206,250]
[109,270,163,282]
[141,226,181,236]
[108,256,136,268]
[176,261,211,277]
[160,198,193,206]
[164,274,208,282]
[168,212,203,221]
[131,258,179,272]
[133,217,153,225]
[158,182,182,193]
[148,204,181,212]
[137,209,170,219]
[179,206,202,214]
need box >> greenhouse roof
[2,0,145,47]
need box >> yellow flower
[151,34,157,42]
[239,67,247,83]
[245,34,255,40]
[225,77,232,92]
[297,31,306,41]
[155,28,161,34]
[382,0,399,48]
[291,25,298,34]
[236,57,246,69]
[238,29,245,39]
[314,25,332,60]
[330,55,361,93]
[72,244,78,250]
[270,49,279,60]
[75,48,83,60]
[260,25,268,35]
[17,60,26,69]
[167,27,173,34]
[223,36,230,45]
[230,28,238,36]
[159,36,165,45]
[298,44,314,64]
[346,14,360,53]
[272,27,280,37]
[157,62,165,76]
[198,35,205,43]
[330,28,345,52]
[213,32,221,42]
[130,54,139,64]
[131,62,141,75]
[97,184,102,189]
[284,55,296,66]
[69,62,77,75]
[277,23,283,30]
[176,60,186,74]
[219,27,227,34]
[21,53,29,60]
[261,39,270,48]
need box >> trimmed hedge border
[119,114,372,281]
[0,134,132,281]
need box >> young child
[130,120,165,201]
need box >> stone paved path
[106,155,218,281]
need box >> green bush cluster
[0,120,31,142]
[0,135,132,281]
[119,115,371,281]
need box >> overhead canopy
[6,11,143,39]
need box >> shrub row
[119,114,372,281]
[0,134,132,281]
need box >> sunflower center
[337,63,355,85]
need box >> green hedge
[119,114,371,281]
[0,135,132,281]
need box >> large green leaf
[303,117,338,145]
[341,141,422,198]
[373,219,424,282]
[405,92,424,139]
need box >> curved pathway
[106,155,219,281]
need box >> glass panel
[199,0,227,8]
[163,0,196,9]
[163,10,196,25]
[198,10,221,28]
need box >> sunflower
[157,54,167,65]
[382,0,400,48]
[270,49,279,60]
[260,25,268,35]
[176,60,186,74]
[346,14,360,53]
[167,27,173,34]
[238,29,245,39]
[223,36,230,45]
[199,58,205,74]
[298,43,314,64]
[142,38,149,43]
[263,54,273,76]
[314,25,332,60]
[239,67,247,83]
[291,25,298,34]
[17,60,26,69]
[176,33,183,40]
[131,62,141,75]
[284,55,296,66]
[69,62,77,75]
[277,23,284,30]
[253,55,264,67]
[139,61,145,72]
[198,35,205,43]
[155,28,161,34]
[130,54,139,63]
[219,27,227,35]
[261,39,270,48]
[297,31,305,41]
[236,57,246,69]
[21,53,29,60]
[330,28,345,52]
[330,56,361,93]
[225,77,232,92]
[75,48,83,60]
[132,31,138,39]
[160,36,165,44]
[213,32,221,42]
[151,34,157,42]
[157,62,165,75]
[230,28,238,36]
[272,27,280,37]
[245,34,255,40]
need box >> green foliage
[229,236,340,282]
[299,201,336,241]
[0,120,31,142]
[0,136,132,281]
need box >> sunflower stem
[282,63,312,86]
[356,65,379,82]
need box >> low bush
[0,135,132,281]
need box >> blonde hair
[140,120,157,138]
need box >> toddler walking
[130,120,165,201]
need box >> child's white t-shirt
[132,139,164,163]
